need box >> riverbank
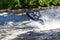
[0,6,60,13]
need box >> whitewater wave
[0,8,60,31]
[27,8,60,31]
[0,8,60,40]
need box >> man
[26,10,44,25]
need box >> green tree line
[0,0,60,9]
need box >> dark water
[0,13,30,26]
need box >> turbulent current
[0,8,60,31]
[0,8,60,40]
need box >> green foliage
[8,0,21,9]
[19,0,27,8]
[38,0,45,6]
[0,0,60,9]
[44,0,52,6]
[52,0,58,5]
[29,0,38,8]
[58,0,60,5]
[0,0,8,9]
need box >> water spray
[26,10,44,25]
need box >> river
[0,8,60,40]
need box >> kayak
[26,10,44,25]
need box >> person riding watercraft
[26,10,44,25]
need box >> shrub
[44,0,52,6]
[52,0,58,6]
[29,0,38,8]
[38,0,45,6]
[0,0,60,9]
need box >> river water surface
[0,8,60,40]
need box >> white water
[0,8,60,31]
[27,8,60,31]
[0,8,60,40]
[0,12,8,16]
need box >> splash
[0,12,8,16]
[28,8,60,31]
[0,8,60,31]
